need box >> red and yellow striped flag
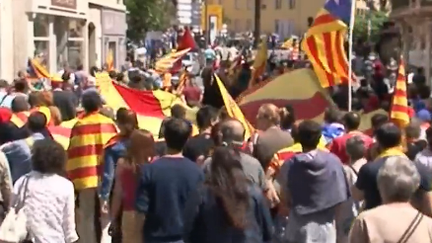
[155,48,191,74]
[215,74,254,139]
[301,0,353,88]
[66,112,118,190]
[390,61,409,128]
[249,39,268,88]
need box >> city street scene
[0,0,431,242]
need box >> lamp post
[203,0,209,46]
[253,0,261,48]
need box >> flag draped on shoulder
[215,74,254,139]
[66,112,118,190]
[301,0,353,88]
[390,60,409,128]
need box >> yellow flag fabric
[215,74,254,139]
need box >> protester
[414,126,432,174]
[321,107,345,144]
[183,105,218,165]
[135,118,204,242]
[99,109,139,208]
[329,112,373,164]
[336,136,367,243]
[53,81,78,121]
[183,146,273,243]
[202,118,267,191]
[158,104,187,139]
[13,139,78,243]
[254,103,294,170]
[405,119,427,160]
[352,123,432,216]
[349,157,432,243]
[11,96,30,113]
[67,91,118,243]
[0,150,11,224]
[277,120,349,243]
[111,129,155,243]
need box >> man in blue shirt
[135,118,204,243]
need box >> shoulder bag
[0,175,30,242]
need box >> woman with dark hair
[110,129,155,243]
[183,146,273,243]
[12,139,78,243]
[99,109,139,210]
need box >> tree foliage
[353,11,388,43]
[126,0,176,43]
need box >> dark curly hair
[32,139,66,175]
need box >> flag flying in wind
[155,27,196,74]
[155,48,191,74]
[66,112,118,190]
[27,58,50,80]
[301,0,353,88]
[215,74,254,139]
[390,61,409,128]
[249,38,268,88]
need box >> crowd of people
[0,65,430,243]
[0,34,430,243]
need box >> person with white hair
[349,157,432,243]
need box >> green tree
[126,0,176,43]
[353,11,388,43]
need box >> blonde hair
[257,103,284,125]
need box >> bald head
[11,96,29,113]
[220,118,245,144]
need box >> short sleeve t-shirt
[182,134,214,162]
[135,156,205,241]
[355,155,432,210]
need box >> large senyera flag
[301,0,353,88]
[390,61,409,128]
[49,77,198,149]
[66,113,118,190]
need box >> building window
[234,19,241,31]
[33,41,49,68]
[235,0,240,9]
[108,42,117,69]
[246,19,252,30]
[275,19,280,33]
[54,16,84,70]
[275,0,282,9]
[34,14,49,37]
[289,0,295,9]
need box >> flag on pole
[249,38,268,88]
[301,0,353,88]
[215,74,254,139]
[390,61,409,128]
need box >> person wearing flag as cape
[66,91,117,243]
